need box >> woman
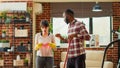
[35,20,56,68]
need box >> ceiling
[51,3,112,17]
[0,0,119,2]
[33,0,120,2]
[0,0,32,2]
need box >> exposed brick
[0,1,33,68]
[34,2,120,68]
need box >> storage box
[15,29,28,37]
[17,45,26,52]
[13,60,24,66]
[0,43,10,48]
[0,60,4,66]
[0,48,4,52]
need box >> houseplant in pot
[13,15,19,22]
[0,16,2,23]
[19,15,25,22]
[0,40,10,48]
[24,58,28,66]
[0,12,2,23]
[2,30,6,38]
[0,56,4,66]
[1,10,7,23]
[5,16,11,28]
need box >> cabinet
[0,11,33,68]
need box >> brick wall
[35,2,119,68]
[112,2,120,68]
[0,1,33,68]
[36,3,51,33]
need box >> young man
[56,9,90,68]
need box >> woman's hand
[35,43,42,50]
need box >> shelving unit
[0,11,33,68]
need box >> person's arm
[55,34,68,42]
[51,34,57,51]
[77,24,90,40]
[34,33,38,50]
[66,23,90,41]
[51,34,55,43]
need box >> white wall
[0,2,27,11]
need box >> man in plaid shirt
[56,9,90,68]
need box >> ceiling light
[92,2,102,12]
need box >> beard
[64,18,69,24]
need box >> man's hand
[55,34,66,41]
[68,34,77,41]
[55,34,61,39]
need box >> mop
[63,40,71,68]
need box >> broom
[63,40,71,68]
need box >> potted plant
[0,40,10,48]
[19,15,25,19]
[27,41,31,52]
[17,41,26,52]
[20,41,23,46]
[5,16,11,28]
[2,30,6,38]
[27,7,32,14]
[0,56,4,66]
[13,15,19,22]
[25,12,30,22]
[12,15,18,19]
[0,56,3,60]
[19,15,25,22]
[6,16,11,22]
[1,11,7,23]
[24,58,28,66]
[0,40,9,43]
[26,7,32,23]
[0,16,2,23]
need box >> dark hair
[40,20,49,27]
[64,9,74,16]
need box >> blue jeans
[36,56,54,68]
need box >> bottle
[90,35,95,47]
[16,55,20,60]
[27,41,31,51]
[25,13,30,22]
[2,30,6,38]
[11,46,14,52]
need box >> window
[52,16,112,47]
[76,18,90,33]
[92,16,112,46]
[53,18,68,47]
[52,17,90,47]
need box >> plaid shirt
[68,20,90,58]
